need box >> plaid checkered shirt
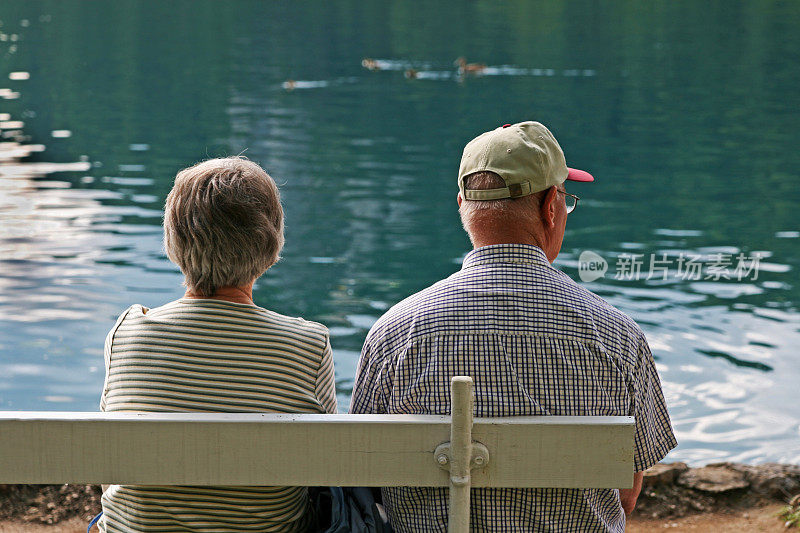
[349,244,677,532]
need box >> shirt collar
[461,243,551,270]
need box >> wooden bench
[0,377,634,532]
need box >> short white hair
[458,171,545,243]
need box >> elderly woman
[98,157,336,532]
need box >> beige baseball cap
[458,121,594,200]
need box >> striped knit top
[99,298,337,533]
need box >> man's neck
[470,232,544,250]
[470,230,556,263]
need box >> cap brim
[567,168,594,182]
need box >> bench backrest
[0,411,633,487]
[0,377,634,531]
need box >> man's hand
[619,471,644,515]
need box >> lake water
[1,1,798,465]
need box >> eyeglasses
[558,190,580,214]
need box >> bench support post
[448,376,474,533]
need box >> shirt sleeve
[631,335,678,471]
[349,338,390,414]
[315,334,338,414]
[100,306,135,412]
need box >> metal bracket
[434,441,490,472]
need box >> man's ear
[457,192,463,207]
[541,187,558,228]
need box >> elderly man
[350,121,677,532]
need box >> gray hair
[164,157,284,297]
[458,171,544,242]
